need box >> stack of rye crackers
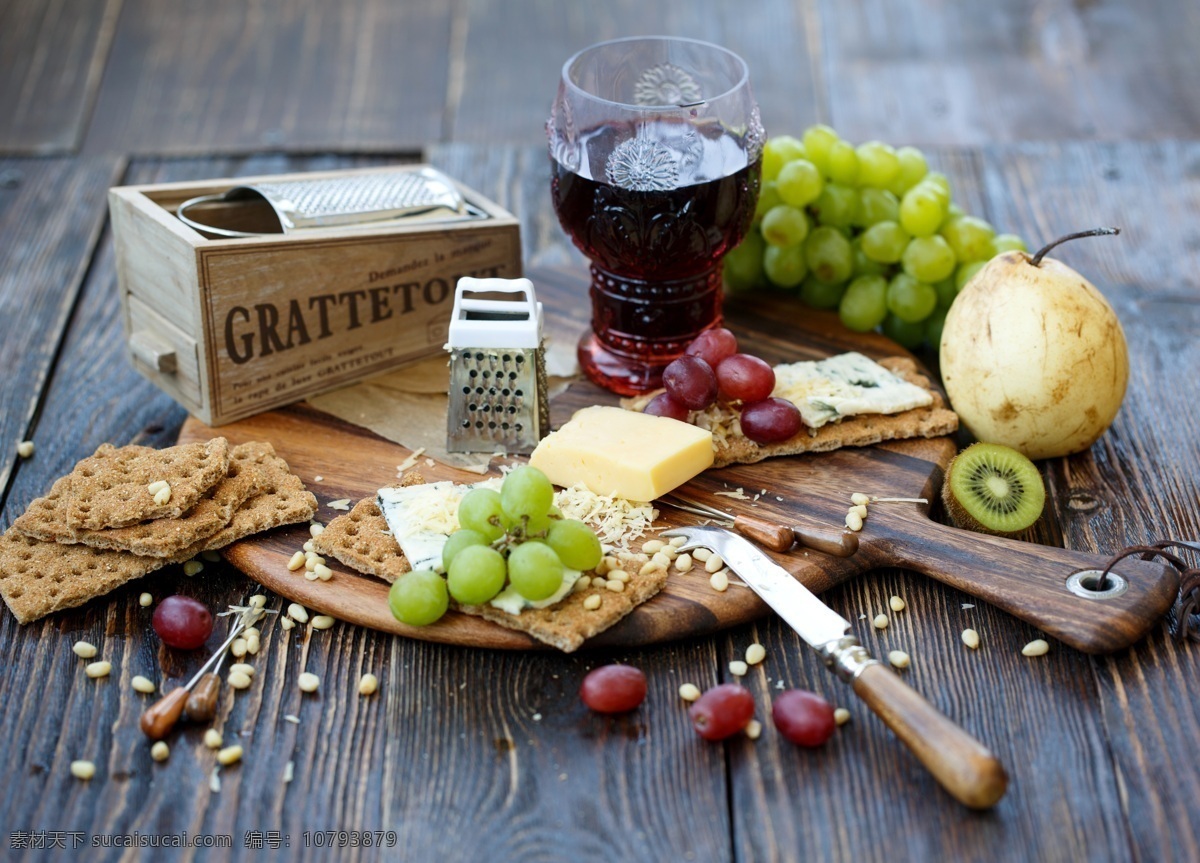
[0,438,316,624]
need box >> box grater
[446,277,548,454]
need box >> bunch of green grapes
[723,125,1027,348]
[388,466,602,626]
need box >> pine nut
[73,641,98,659]
[302,540,315,553]
[245,637,260,655]
[873,614,889,630]
[745,643,766,665]
[674,553,693,573]
[660,545,678,560]
[888,650,911,669]
[594,557,612,575]
[652,551,672,569]
[230,638,247,658]
[358,673,379,696]
[151,741,170,762]
[669,535,687,548]
[572,576,590,594]
[217,745,243,766]
[183,560,203,576]
[287,603,308,623]
[729,660,748,677]
[591,576,607,589]
[248,595,267,609]
[605,579,625,593]
[139,592,153,607]
[962,628,981,649]
[709,570,729,592]
[287,551,306,571]
[851,504,869,520]
[230,663,255,677]
[745,719,763,740]
[851,493,870,506]
[704,553,725,574]
[583,594,602,611]
[203,729,223,749]
[309,523,325,538]
[70,760,95,780]
[147,480,169,494]
[298,672,320,693]
[228,670,252,690]
[834,707,851,726]
[304,568,320,581]
[131,675,156,694]
[642,540,665,554]
[607,569,630,583]
[314,564,333,581]
[678,683,701,702]
[638,560,662,577]
[85,661,111,679]
[311,615,335,630]
[153,486,171,506]
[16,440,34,458]
[889,595,906,613]
[845,511,864,531]
[693,548,712,563]
[305,556,318,572]
[1022,639,1050,657]
[280,616,295,631]
[243,627,259,638]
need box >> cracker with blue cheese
[311,471,426,583]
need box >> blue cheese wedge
[772,352,934,430]
[488,569,579,615]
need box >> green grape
[500,465,554,522]
[899,186,946,237]
[856,141,900,188]
[954,260,987,292]
[856,188,899,226]
[990,233,1028,254]
[520,512,554,539]
[887,146,928,195]
[776,159,823,207]
[458,488,506,541]
[546,519,602,571]
[388,570,449,626]
[763,244,808,288]
[762,135,806,182]
[447,544,507,606]
[860,220,910,263]
[724,230,765,292]
[851,239,887,277]
[814,184,859,228]
[940,215,995,261]
[882,313,927,349]
[827,140,859,185]
[946,203,964,218]
[442,528,488,573]
[760,205,810,247]
[753,181,783,224]
[902,235,957,283]
[923,171,952,201]
[839,275,889,332]
[801,125,839,175]
[804,226,854,285]
[933,277,958,311]
[507,541,565,601]
[887,273,938,322]
[925,309,948,347]
[800,276,847,310]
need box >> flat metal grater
[446,277,548,454]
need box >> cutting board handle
[881,517,1180,654]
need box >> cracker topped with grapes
[623,328,958,468]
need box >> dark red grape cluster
[644,328,803,445]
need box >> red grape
[580,664,648,713]
[740,398,803,444]
[152,595,213,650]
[685,328,738,368]
[688,683,755,740]
[772,689,835,747]
[716,354,776,403]
[662,356,718,411]
[644,392,690,422]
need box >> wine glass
[547,36,763,395]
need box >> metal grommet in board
[1066,569,1129,600]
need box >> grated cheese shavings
[326,498,352,511]
[396,447,426,474]
[553,484,657,553]
[714,488,749,500]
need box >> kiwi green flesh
[943,443,1046,536]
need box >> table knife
[663,524,1008,810]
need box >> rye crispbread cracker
[63,438,231,530]
[0,527,171,624]
[312,472,426,584]
[190,441,316,552]
[12,460,264,558]
[457,553,668,652]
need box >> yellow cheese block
[530,406,714,501]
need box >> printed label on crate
[199,230,521,420]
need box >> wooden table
[2,3,1199,861]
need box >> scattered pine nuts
[287,551,306,571]
[704,553,725,574]
[70,761,96,780]
[147,480,169,495]
[228,670,252,690]
[679,683,702,702]
[669,536,687,548]
[888,650,911,669]
[298,672,320,693]
[962,628,981,650]
[591,576,607,589]
[73,641,98,659]
[311,615,335,630]
[845,510,864,532]
[153,486,171,506]
[302,539,315,553]
[745,643,766,665]
[851,493,871,506]
[834,707,851,726]
[85,661,112,679]
[304,569,320,582]
[729,660,749,677]
[280,617,295,631]
[151,741,170,762]
[358,673,379,696]
[305,556,319,572]
[183,560,203,577]
[745,719,763,740]
[309,523,325,538]
[131,675,156,694]
[203,729,223,749]
[287,603,308,623]
[139,592,153,607]
[572,576,590,594]
[245,637,260,656]
[16,440,34,459]
[248,594,267,609]
[283,760,295,784]
[229,663,255,677]
[314,564,333,581]
[889,595,906,613]
[692,548,712,563]
[642,539,665,554]
[674,553,693,573]
[243,627,259,639]
[709,570,730,592]
[230,639,248,658]
[1022,639,1050,657]
[652,551,672,569]
[873,614,889,630]
[605,579,626,593]
[583,594,602,611]
[217,745,243,766]
[850,504,869,520]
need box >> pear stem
[1029,227,1121,267]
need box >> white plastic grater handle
[447,277,543,349]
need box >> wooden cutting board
[178,268,1178,653]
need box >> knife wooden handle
[733,515,795,551]
[852,662,1007,809]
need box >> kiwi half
[942,442,1046,536]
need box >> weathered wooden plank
[81,0,452,155]
[451,0,824,144]
[819,0,1200,145]
[0,156,125,511]
[0,0,121,154]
